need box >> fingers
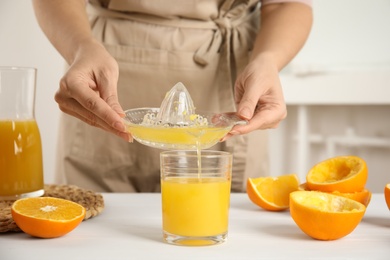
[58,73,124,126]
[220,105,286,143]
[52,40,133,141]
[230,61,287,138]
[235,80,262,121]
[55,91,132,141]
[55,60,133,141]
[236,104,287,133]
[93,62,126,117]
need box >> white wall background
[292,0,390,67]
[270,0,390,193]
[1,0,389,192]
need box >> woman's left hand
[222,54,287,141]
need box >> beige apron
[55,0,269,192]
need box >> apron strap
[193,3,259,66]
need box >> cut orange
[246,174,299,211]
[298,182,371,207]
[306,156,368,193]
[331,189,371,207]
[298,182,309,191]
[385,183,390,210]
[11,197,86,238]
[290,191,366,240]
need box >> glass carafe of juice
[0,67,44,200]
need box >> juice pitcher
[0,67,44,200]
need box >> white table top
[1,193,389,260]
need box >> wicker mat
[0,184,105,233]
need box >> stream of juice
[196,141,202,179]
[0,120,44,196]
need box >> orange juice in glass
[160,150,232,246]
[0,67,44,199]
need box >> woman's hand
[223,2,313,140]
[32,0,132,141]
[236,54,287,130]
[223,54,287,141]
[55,39,131,141]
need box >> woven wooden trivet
[0,184,104,233]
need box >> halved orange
[298,182,371,207]
[385,183,390,210]
[290,191,366,240]
[11,197,86,238]
[298,182,309,191]
[306,156,368,193]
[247,174,299,211]
[331,189,371,207]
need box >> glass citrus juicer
[123,82,247,150]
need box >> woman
[32,0,313,192]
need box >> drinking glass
[0,67,44,200]
[160,150,232,246]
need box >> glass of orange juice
[0,67,44,200]
[160,150,232,246]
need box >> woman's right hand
[55,39,132,141]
